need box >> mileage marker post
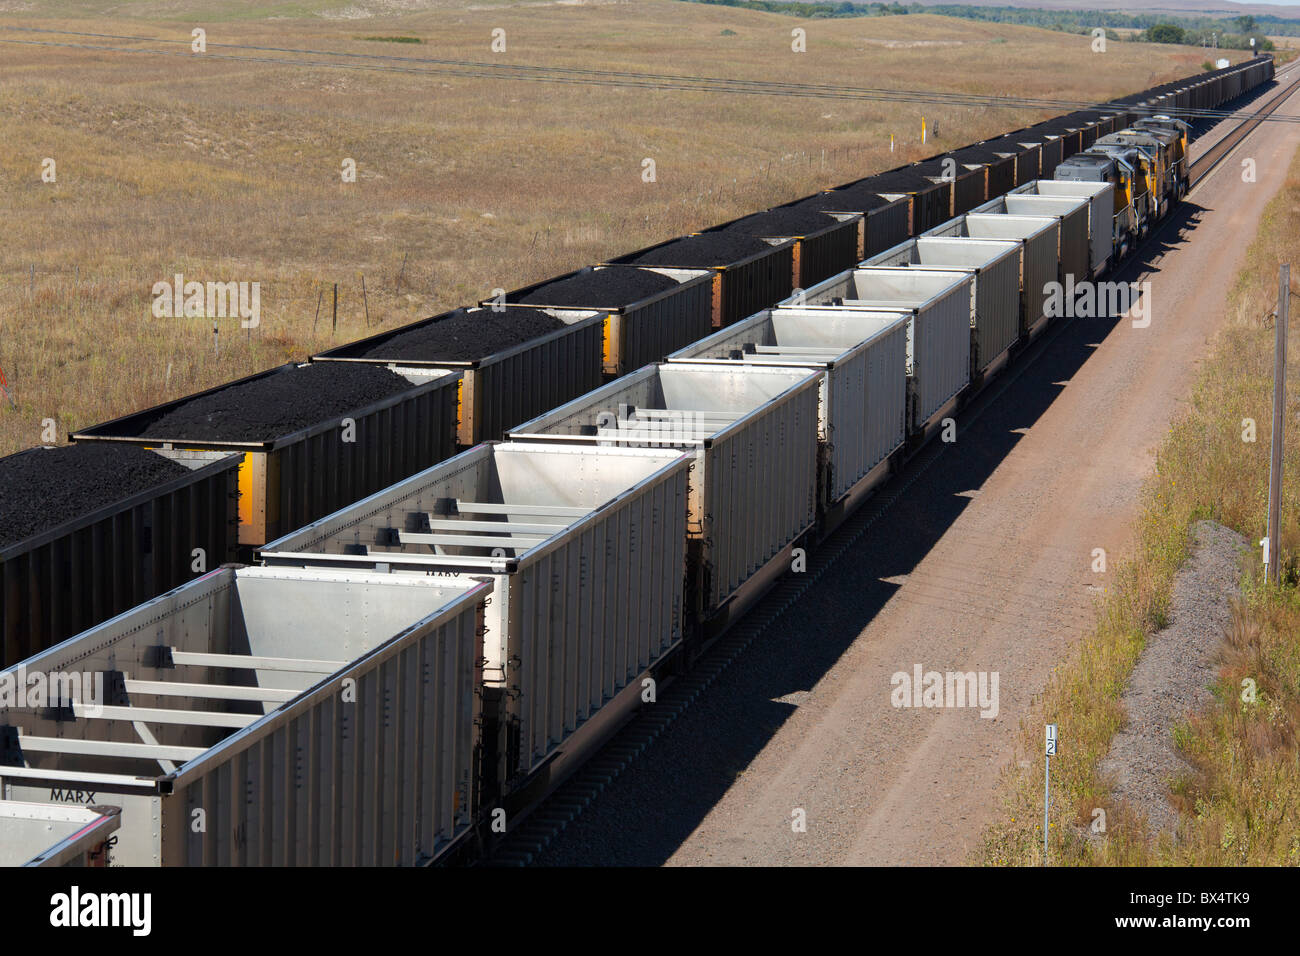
[1044,723,1058,866]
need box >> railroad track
[478,68,1300,867]
[1191,61,1300,184]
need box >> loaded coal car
[983,133,1041,187]
[1,443,239,669]
[1022,125,1065,178]
[313,305,605,447]
[485,264,713,374]
[71,362,461,550]
[910,155,987,219]
[603,234,792,332]
[1035,117,1086,162]
[948,144,1017,201]
[1059,110,1118,148]
[704,206,862,289]
[859,167,954,235]
[785,189,912,258]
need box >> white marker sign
[1045,723,1058,757]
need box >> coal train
[0,56,1274,865]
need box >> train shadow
[532,216,1205,866]
[1125,198,1206,272]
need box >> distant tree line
[689,1,1291,44]
[1142,16,1274,51]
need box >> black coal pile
[515,267,679,308]
[621,233,781,269]
[867,169,943,192]
[719,207,842,238]
[952,145,1015,163]
[133,363,415,443]
[795,189,898,214]
[360,307,570,363]
[0,444,189,550]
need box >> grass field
[979,141,1300,867]
[0,0,1226,456]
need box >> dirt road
[533,75,1300,867]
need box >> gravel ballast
[515,267,679,308]
[0,444,189,550]
[1096,519,1248,835]
[359,307,569,363]
[133,363,415,443]
[623,233,781,269]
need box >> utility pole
[1265,264,1289,584]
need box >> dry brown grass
[0,1,1217,454]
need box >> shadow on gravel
[528,85,1269,867]
[534,262,1159,866]
[1120,200,1205,279]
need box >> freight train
[0,55,1275,866]
[1055,115,1192,249]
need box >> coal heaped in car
[134,362,414,443]
[515,266,679,308]
[624,233,778,268]
[0,444,189,550]
[360,307,568,363]
[793,189,897,214]
[720,207,841,237]
[868,169,944,191]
